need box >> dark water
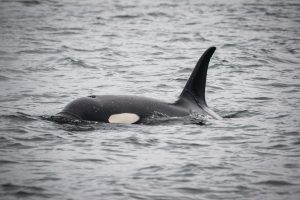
[1,0,300,199]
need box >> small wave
[113,14,140,19]
[2,141,33,149]
[254,180,297,186]
[49,30,81,35]
[59,57,97,69]
[0,112,37,122]
[173,187,211,194]
[117,136,155,147]
[0,75,10,81]
[244,3,300,7]
[164,142,210,154]
[283,131,299,136]
[24,65,57,72]
[37,177,61,181]
[2,183,44,192]
[178,67,193,73]
[101,33,118,38]
[1,183,54,198]
[138,165,163,173]
[12,135,51,142]
[223,110,257,118]
[167,141,209,148]
[0,160,20,164]
[209,136,238,141]
[148,11,171,18]
[284,163,299,169]
[122,136,139,144]
[246,96,273,101]
[266,114,289,119]
[0,50,7,55]
[16,48,62,55]
[264,144,292,150]
[18,0,40,6]
[26,159,55,163]
[266,83,300,88]
[222,43,237,48]
[175,77,188,83]
[158,3,177,7]
[208,165,233,170]
[292,139,300,145]
[156,84,172,89]
[1,128,28,134]
[69,158,106,163]
[36,26,58,32]
[168,37,192,42]
[61,45,105,52]
[0,68,25,75]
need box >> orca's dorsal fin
[179,47,222,119]
[180,47,216,105]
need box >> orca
[56,47,222,124]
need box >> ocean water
[0,0,300,199]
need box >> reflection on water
[1,0,300,199]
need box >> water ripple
[254,180,297,186]
[1,183,54,198]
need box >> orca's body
[57,47,222,124]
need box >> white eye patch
[108,113,140,124]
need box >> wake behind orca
[56,47,222,124]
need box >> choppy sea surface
[1,0,300,199]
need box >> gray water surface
[1,0,300,199]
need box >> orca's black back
[59,95,189,123]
